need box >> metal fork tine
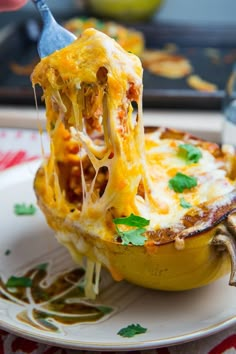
[31,0,76,58]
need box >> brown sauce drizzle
[0,264,114,332]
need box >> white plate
[0,160,236,351]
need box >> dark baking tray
[137,22,236,110]
[0,18,235,110]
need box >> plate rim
[0,313,236,351]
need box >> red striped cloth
[0,128,48,171]
[0,150,39,171]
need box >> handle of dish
[212,211,236,285]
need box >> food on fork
[32,28,236,299]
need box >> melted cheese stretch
[32,28,149,237]
[32,28,235,243]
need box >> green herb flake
[178,144,202,164]
[180,197,192,209]
[14,203,37,216]
[113,214,149,246]
[4,249,11,256]
[113,213,150,228]
[118,228,147,246]
[50,121,56,130]
[36,263,48,271]
[77,279,85,292]
[168,172,197,193]
[96,306,113,315]
[117,323,147,338]
[95,19,104,30]
[6,276,32,288]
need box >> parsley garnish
[77,279,85,292]
[117,324,147,338]
[113,213,149,228]
[169,172,197,193]
[36,263,48,271]
[14,203,37,216]
[4,249,11,256]
[95,19,105,30]
[6,276,32,288]
[178,144,202,164]
[96,306,113,315]
[118,228,147,246]
[113,214,150,246]
[180,197,192,208]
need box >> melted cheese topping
[144,131,234,229]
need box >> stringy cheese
[32,28,235,298]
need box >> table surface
[0,108,236,354]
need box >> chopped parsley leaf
[117,323,147,338]
[6,276,32,288]
[118,228,147,246]
[36,263,48,271]
[95,19,105,30]
[178,144,202,164]
[113,214,149,246]
[180,197,192,209]
[169,172,197,193]
[4,249,11,256]
[14,203,37,216]
[77,279,85,292]
[113,213,149,228]
[96,306,113,315]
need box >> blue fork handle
[31,0,55,25]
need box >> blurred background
[0,0,235,168]
[0,0,235,112]
[0,0,236,25]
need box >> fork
[31,0,76,58]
